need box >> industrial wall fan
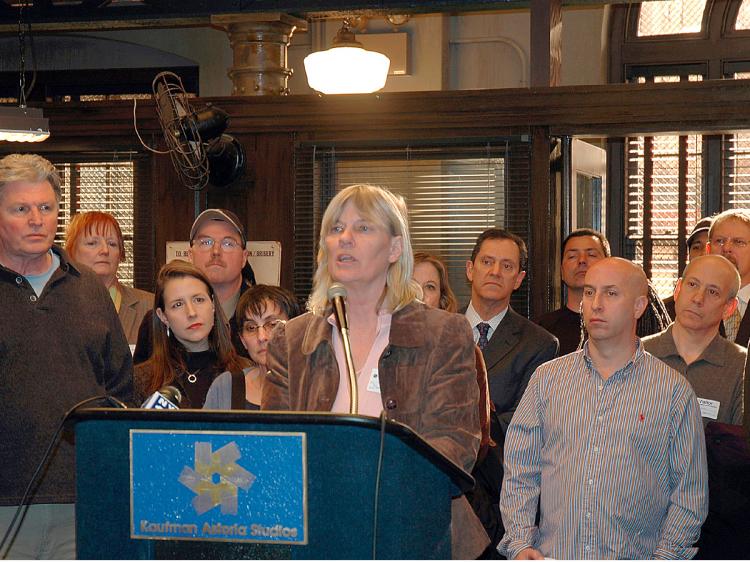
[152,71,245,191]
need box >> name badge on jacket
[367,368,381,393]
[698,397,720,420]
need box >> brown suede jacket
[263,301,481,473]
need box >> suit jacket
[732,309,750,347]
[117,284,153,345]
[466,305,559,434]
[723,310,750,433]
[695,422,750,559]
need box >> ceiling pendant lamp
[0,106,50,143]
[304,20,390,95]
[1,4,49,143]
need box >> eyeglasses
[242,319,285,335]
[710,237,749,249]
[191,237,243,252]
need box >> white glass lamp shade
[0,129,50,142]
[0,107,50,142]
[304,46,390,95]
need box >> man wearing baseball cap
[663,216,712,320]
[132,208,255,363]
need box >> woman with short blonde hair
[264,183,487,559]
[307,184,420,315]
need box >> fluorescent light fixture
[0,106,50,143]
[304,22,390,95]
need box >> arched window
[735,0,750,28]
[637,0,707,36]
[609,0,750,297]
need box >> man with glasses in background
[133,209,255,363]
[707,209,750,346]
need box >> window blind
[625,74,703,299]
[294,141,533,315]
[49,153,152,290]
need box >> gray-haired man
[0,153,133,558]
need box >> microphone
[141,386,182,409]
[328,283,349,331]
[327,283,358,415]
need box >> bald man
[644,255,745,425]
[499,258,708,560]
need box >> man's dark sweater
[535,306,582,356]
[0,246,133,505]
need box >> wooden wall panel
[206,133,296,287]
[5,78,750,304]
[150,151,196,269]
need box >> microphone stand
[340,323,358,415]
[329,286,358,415]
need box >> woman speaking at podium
[263,184,487,558]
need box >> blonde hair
[308,184,420,315]
[708,209,750,239]
[413,252,458,313]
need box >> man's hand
[515,547,545,560]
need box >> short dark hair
[561,228,611,259]
[235,284,301,325]
[470,227,528,270]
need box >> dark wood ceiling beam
[24,78,750,150]
[0,0,665,27]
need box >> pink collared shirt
[329,310,392,416]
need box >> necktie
[477,322,491,350]
[725,306,742,342]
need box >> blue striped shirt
[498,340,708,560]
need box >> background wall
[0,6,608,97]
[91,28,234,96]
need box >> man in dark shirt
[0,153,133,558]
[535,229,609,355]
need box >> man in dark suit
[461,228,558,557]
[464,227,559,435]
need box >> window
[736,0,750,29]
[610,1,750,299]
[724,132,750,209]
[294,141,532,314]
[637,0,706,36]
[626,133,703,297]
[625,74,704,298]
[723,71,750,210]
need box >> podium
[73,409,473,559]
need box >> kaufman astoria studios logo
[178,441,256,515]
